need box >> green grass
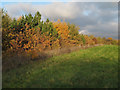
[3,45,119,88]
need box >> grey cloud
[95,2,118,10]
[3,2,118,39]
[33,2,82,19]
[4,3,35,18]
[80,22,118,39]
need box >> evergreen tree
[2,9,12,50]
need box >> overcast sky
[1,1,118,39]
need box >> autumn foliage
[2,10,118,60]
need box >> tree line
[1,9,118,59]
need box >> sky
[1,0,119,39]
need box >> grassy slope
[3,45,118,88]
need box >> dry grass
[2,44,104,71]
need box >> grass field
[3,45,118,88]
